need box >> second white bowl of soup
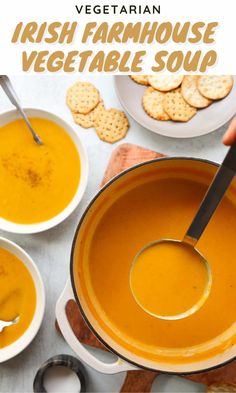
[0,108,88,234]
[0,236,45,362]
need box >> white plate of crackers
[114,75,236,138]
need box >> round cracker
[95,108,129,143]
[148,75,183,91]
[163,88,197,122]
[207,383,236,392]
[142,87,169,120]
[181,76,212,108]
[197,75,233,100]
[72,102,104,128]
[131,75,149,86]
[67,81,100,114]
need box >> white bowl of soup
[0,237,45,362]
[0,108,88,234]
[56,157,236,375]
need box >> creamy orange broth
[0,248,36,349]
[76,164,236,363]
[0,118,80,224]
[130,242,209,318]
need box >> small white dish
[114,76,236,139]
[0,108,89,234]
[0,237,45,363]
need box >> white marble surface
[0,75,231,393]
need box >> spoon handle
[0,75,42,145]
[0,318,18,333]
[184,144,236,246]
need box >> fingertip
[222,135,230,146]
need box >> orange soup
[75,163,236,364]
[130,241,209,319]
[0,248,36,349]
[0,118,81,224]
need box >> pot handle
[56,279,137,374]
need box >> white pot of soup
[0,108,88,234]
[56,158,236,374]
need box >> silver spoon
[0,316,20,333]
[130,143,236,320]
[0,75,43,145]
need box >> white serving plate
[114,76,236,138]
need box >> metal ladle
[130,143,236,320]
[0,75,43,145]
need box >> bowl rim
[70,156,236,375]
[0,107,89,234]
[0,236,45,363]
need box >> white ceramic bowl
[0,108,89,234]
[0,237,45,363]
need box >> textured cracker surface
[131,75,150,86]
[148,75,183,91]
[72,102,104,128]
[197,76,233,100]
[142,87,169,120]
[206,383,236,392]
[95,108,129,143]
[163,88,197,122]
[181,76,212,108]
[66,81,100,114]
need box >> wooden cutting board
[56,144,236,393]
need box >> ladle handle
[184,144,236,246]
[0,75,42,145]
